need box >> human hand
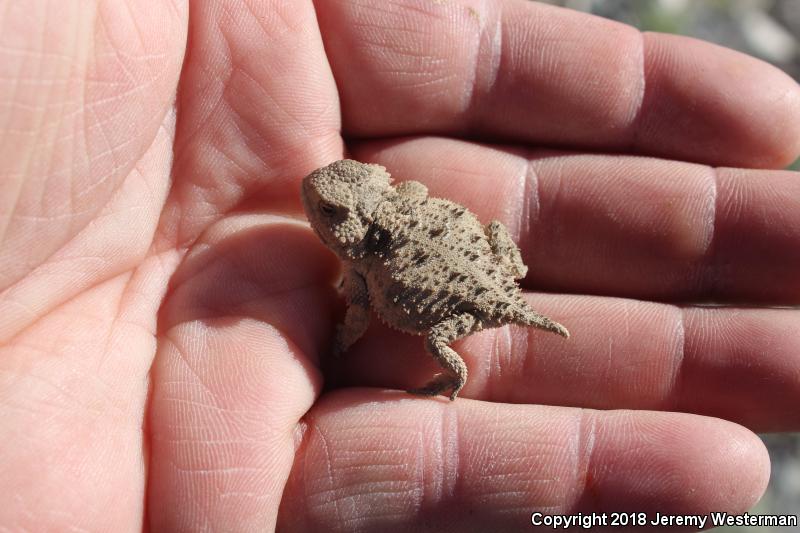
[2,1,799,532]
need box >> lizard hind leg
[485,220,527,279]
[408,312,481,401]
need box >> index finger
[316,0,800,168]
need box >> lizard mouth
[312,226,331,248]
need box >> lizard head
[301,159,392,259]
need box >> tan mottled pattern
[302,160,569,400]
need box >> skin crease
[0,0,799,532]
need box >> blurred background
[539,1,800,531]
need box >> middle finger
[353,137,800,304]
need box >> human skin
[1,0,799,532]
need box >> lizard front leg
[334,268,370,356]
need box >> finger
[148,214,336,531]
[160,0,342,247]
[317,0,800,168]
[353,137,800,304]
[335,293,800,432]
[278,391,768,531]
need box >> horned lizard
[301,159,569,400]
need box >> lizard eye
[319,201,337,217]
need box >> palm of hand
[2,1,799,531]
